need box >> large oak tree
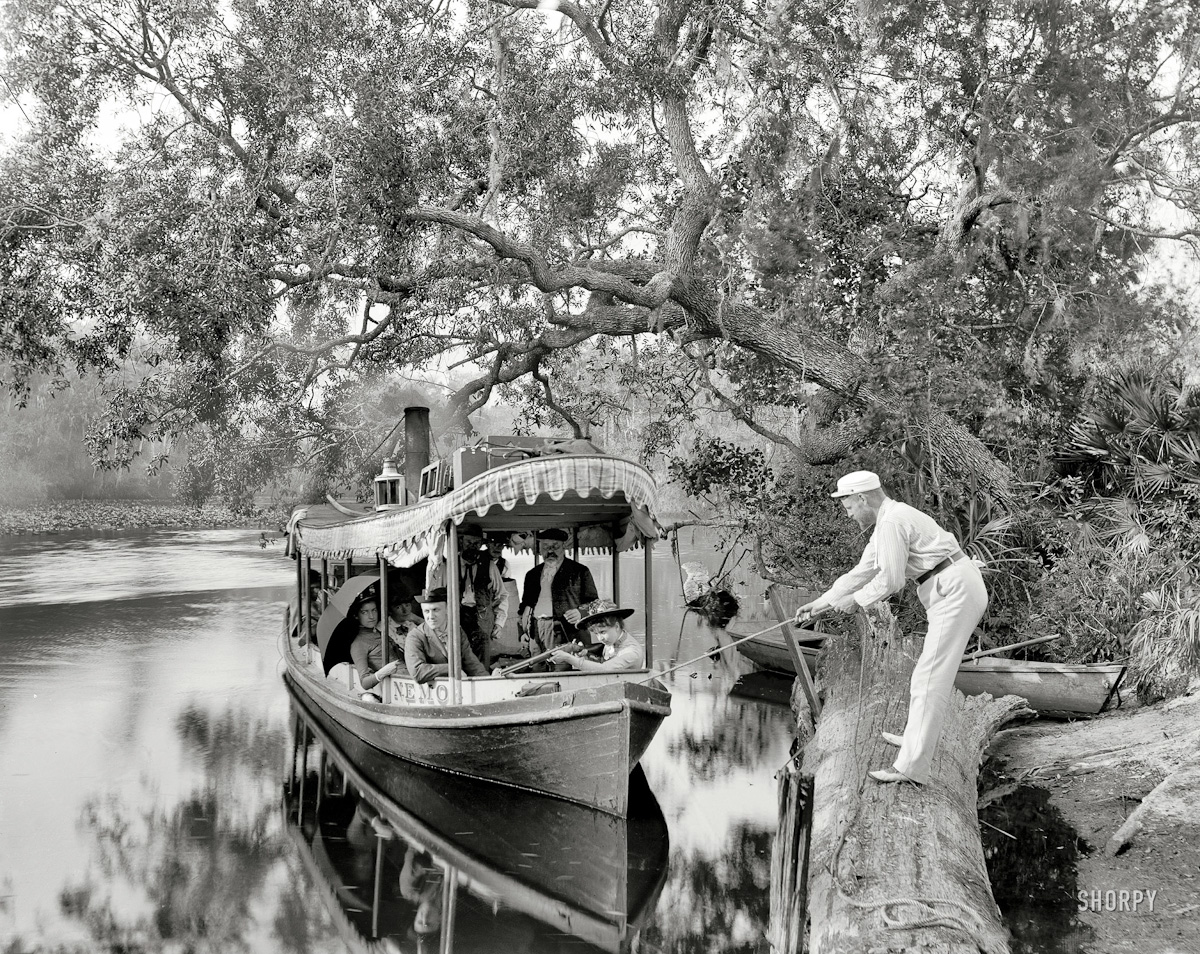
[2,0,1197,501]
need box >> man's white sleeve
[851,519,908,606]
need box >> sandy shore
[989,690,1200,953]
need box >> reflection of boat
[728,671,796,708]
[283,413,671,816]
[724,621,1127,716]
[283,681,670,953]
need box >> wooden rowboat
[284,680,670,953]
[723,620,1126,717]
[284,417,671,816]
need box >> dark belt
[916,551,966,586]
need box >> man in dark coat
[517,528,599,653]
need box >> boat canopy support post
[301,556,313,665]
[644,540,654,669]
[446,520,463,705]
[297,719,309,828]
[440,864,459,954]
[371,827,385,938]
[611,523,621,604]
[379,553,391,704]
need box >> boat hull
[285,681,671,951]
[954,659,1125,716]
[725,622,1125,717]
[283,639,669,815]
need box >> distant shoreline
[0,499,290,535]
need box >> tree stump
[802,605,1031,954]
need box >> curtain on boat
[288,455,661,568]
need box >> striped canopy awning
[288,454,661,569]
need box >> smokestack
[403,406,431,503]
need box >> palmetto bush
[1129,585,1200,701]
[1043,366,1200,692]
[1055,366,1200,502]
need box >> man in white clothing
[795,470,988,785]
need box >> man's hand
[563,608,582,625]
[794,600,827,624]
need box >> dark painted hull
[283,656,670,815]
[724,622,1126,716]
[286,681,671,946]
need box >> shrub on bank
[0,500,290,535]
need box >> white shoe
[881,731,904,747]
[868,768,922,784]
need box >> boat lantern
[374,457,404,510]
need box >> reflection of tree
[58,792,280,951]
[980,773,1093,954]
[175,704,288,783]
[665,696,792,782]
[639,823,772,954]
[47,705,291,952]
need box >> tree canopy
[2,0,1198,504]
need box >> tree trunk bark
[802,605,1030,954]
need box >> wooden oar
[638,621,789,683]
[961,633,1061,662]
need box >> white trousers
[893,560,988,783]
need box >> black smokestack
[403,406,431,503]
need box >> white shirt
[600,632,645,670]
[532,560,560,617]
[823,498,962,608]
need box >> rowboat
[283,410,671,816]
[724,620,1126,717]
[284,680,669,953]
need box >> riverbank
[989,688,1200,953]
[0,499,290,535]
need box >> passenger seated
[549,598,645,672]
[348,597,406,695]
[404,587,489,685]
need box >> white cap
[831,470,882,498]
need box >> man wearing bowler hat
[403,587,489,685]
[795,470,988,785]
[518,528,599,654]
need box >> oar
[961,633,1061,662]
[639,620,789,683]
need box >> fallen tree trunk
[802,605,1031,954]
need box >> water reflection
[284,682,670,952]
[979,764,1096,954]
[0,529,792,953]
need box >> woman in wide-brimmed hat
[549,598,645,672]
[349,595,407,696]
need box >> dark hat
[416,587,448,604]
[389,601,422,623]
[536,528,569,541]
[576,598,634,628]
[459,520,483,534]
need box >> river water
[0,527,796,953]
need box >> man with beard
[517,528,599,655]
[795,471,988,786]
